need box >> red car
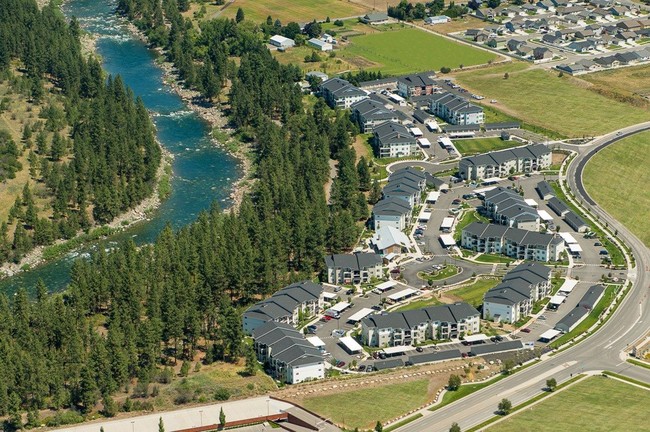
[521,328,531,333]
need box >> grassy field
[453,137,520,155]
[394,296,442,311]
[446,277,501,307]
[473,254,515,264]
[583,131,650,247]
[454,63,650,137]
[582,64,650,109]
[215,0,368,24]
[342,27,497,75]
[488,376,650,432]
[301,379,432,429]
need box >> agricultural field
[488,376,650,432]
[445,277,501,307]
[214,0,368,25]
[583,131,650,246]
[341,27,497,75]
[454,63,650,138]
[453,137,520,155]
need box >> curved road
[396,124,650,432]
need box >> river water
[0,0,240,294]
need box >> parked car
[332,329,345,338]
[358,365,366,372]
[461,352,468,358]
[416,346,424,353]
[372,305,382,311]
[594,242,602,246]
[334,286,342,292]
[336,361,346,368]
[452,198,462,205]
[378,352,387,359]
[346,288,355,295]
[405,361,414,367]
[307,325,318,334]
[599,249,609,255]
[366,365,374,372]
[521,328,531,333]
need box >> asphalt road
[395,124,650,432]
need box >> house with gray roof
[459,144,551,181]
[319,78,368,109]
[382,178,421,207]
[547,196,570,216]
[430,91,484,125]
[361,11,390,24]
[461,222,565,262]
[244,281,325,334]
[361,303,480,347]
[483,262,551,323]
[484,187,540,231]
[351,98,398,132]
[325,252,383,284]
[564,210,589,232]
[252,322,324,384]
[373,121,418,158]
[555,285,605,332]
[536,181,555,200]
[372,197,412,230]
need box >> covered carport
[339,336,364,354]
[387,288,419,303]
[463,334,489,345]
[538,329,561,343]
[547,294,566,310]
[439,234,456,248]
[347,308,375,324]
[382,345,416,357]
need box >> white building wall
[288,362,325,384]
[374,214,406,230]
[483,301,518,323]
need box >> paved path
[394,123,650,432]
[51,397,293,432]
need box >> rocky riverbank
[124,21,253,211]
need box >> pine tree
[357,157,371,191]
[219,407,226,427]
[369,180,382,204]
[236,7,245,23]
[158,417,165,432]
[244,343,257,376]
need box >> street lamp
[266,399,270,418]
[199,410,203,426]
[131,421,135,432]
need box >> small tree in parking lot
[448,374,461,391]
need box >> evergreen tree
[369,180,382,204]
[219,407,226,427]
[236,7,245,23]
[244,343,257,376]
[357,157,371,191]
[158,417,165,432]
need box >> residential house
[608,6,629,17]
[516,44,534,57]
[564,211,589,232]
[372,197,412,230]
[252,322,324,384]
[461,222,565,262]
[325,252,383,284]
[351,98,398,132]
[319,78,367,109]
[533,47,554,61]
[483,263,551,323]
[397,73,436,98]
[430,92,484,125]
[574,29,595,39]
[361,303,481,347]
[542,33,563,45]
[568,40,596,52]
[458,144,552,180]
[484,187,540,231]
[617,19,642,31]
[243,281,325,334]
[361,12,390,24]
[536,0,556,12]
[507,39,526,52]
[371,225,412,255]
[615,50,641,65]
[373,121,418,158]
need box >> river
[0,0,241,294]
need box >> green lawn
[454,64,650,138]
[342,28,497,75]
[583,132,650,247]
[418,264,460,281]
[301,379,432,430]
[394,296,443,311]
[448,277,501,307]
[474,254,515,264]
[488,376,650,432]
[453,137,520,155]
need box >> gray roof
[409,349,461,364]
[413,109,431,123]
[373,196,412,216]
[462,222,560,248]
[374,358,405,370]
[443,124,482,133]
[564,211,588,231]
[363,11,389,21]
[245,281,323,323]
[470,340,524,355]
[398,73,436,88]
[579,284,605,309]
[362,303,480,330]
[460,144,550,168]
[252,321,301,341]
[547,196,570,216]
[325,252,382,271]
[555,307,588,332]
[484,122,520,130]
[320,77,367,99]
[536,181,555,200]
[374,121,416,146]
